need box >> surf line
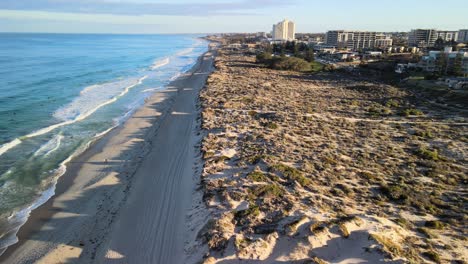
[0,75,148,158]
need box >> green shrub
[323,64,336,72]
[252,184,285,198]
[247,170,268,182]
[417,227,436,238]
[265,122,278,129]
[425,220,445,230]
[423,251,441,263]
[270,57,311,71]
[417,147,441,161]
[380,184,409,201]
[270,164,311,186]
[400,108,424,116]
[256,52,272,64]
[385,99,400,108]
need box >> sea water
[0,33,208,254]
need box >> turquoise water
[0,33,208,253]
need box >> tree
[256,52,272,64]
[304,49,315,62]
[434,37,445,50]
[270,57,311,71]
[451,53,464,76]
[436,52,448,75]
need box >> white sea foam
[0,124,119,253]
[0,139,21,157]
[33,134,63,157]
[151,58,170,70]
[141,87,160,93]
[176,47,194,57]
[0,76,147,158]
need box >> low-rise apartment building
[325,30,377,50]
[408,29,438,47]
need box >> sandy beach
[0,46,216,264]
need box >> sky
[0,0,467,34]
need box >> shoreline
[0,44,216,263]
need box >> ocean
[0,33,208,253]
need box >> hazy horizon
[0,0,467,34]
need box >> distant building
[458,29,468,43]
[419,47,468,73]
[325,30,377,50]
[408,29,438,47]
[375,34,393,48]
[436,31,459,42]
[272,19,296,41]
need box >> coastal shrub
[235,204,260,220]
[400,108,424,116]
[269,57,311,72]
[270,164,311,186]
[247,170,268,182]
[385,99,400,108]
[323,64,336,72]
[265,122,278,129]
[414,129,433,139]
[339,223,350,238]
[417,147,441,161]
[423,251,441,263]
[256,52,272,64]
[309,221,327,234]
[394,217,411,229]
[417,227,436,238]
[252,184,284,198]
[425,220,445,230]
[369,234,403,256]
[380,184,409,202]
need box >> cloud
[0,0,295,16]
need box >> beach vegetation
[252,184,285,198]
[417,227,436,238]
[369,233,403,256]
[265,122,278,129]
[247,170,268,182]
[270,57,311,72]
[323,64,336,72]
[423,251,441,263]
[425,220,445,230]
[417,147,441,161]
[270,164,311,186]
[256,52,272,64]
[400,108,424,116]
[414,129,433,139]
[309,221,327,234]
[385,99,400,108]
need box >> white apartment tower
[272,19,296,41]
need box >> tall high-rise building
[458,29,468,43]
[325,30,377,50]
[408,29,438,47]
[272,19,295,41]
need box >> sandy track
[100,51,215,264]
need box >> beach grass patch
[247,170,268,182]
[252,184,285,198]
[270,164,311,186]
